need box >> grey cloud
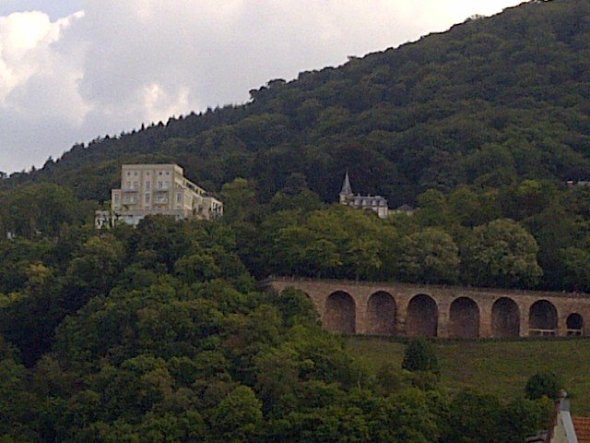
[0,0,525,173]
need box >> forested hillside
[0,1,589,439]
[4,0,590,205]
[1,0,590,291]
[0,0,590,443]
[0,218,554,441]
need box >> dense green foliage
[402,339,440,374]
[0,0,588,439]
[525,372,563,400]
[0,0,589,290]
[0,217,552,441]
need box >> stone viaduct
[265,277,590,338]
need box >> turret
[339,171,353,203]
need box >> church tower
[339,171,353,203]
[338,171,389,219]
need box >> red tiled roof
[573,416,590,443]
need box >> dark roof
[353,195,386,201]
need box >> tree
[525,204,578,290]
[373,388,441,443]
[174,251,220,283]
[209,386,263,443]
[0,183,81,239]
[443,390,502,443]
[309,206,391,280]
[219,178,258,223]
[397,228,460,284]
[347,236,382,281]
[65,234,126,302]
[448,186,497,227]
[132,216,191,272]
[270,225,316,275]
[495,397,553,443]
[464,143,517,188]
[401,339,439,374]
[559,247,590,292]
[253,346,299,415]
[270,189,323,213]
[0,339,41,441]
[375,363,402,396]
[272,288,319,327]
[499,180,557,221]
[462,219,542,288]
[525,372,561,400]
[415,189,452,227]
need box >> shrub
[401,338,439,374]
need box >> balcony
[114,208,184,217]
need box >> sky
[0,0,526,173]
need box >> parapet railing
[529,329,584,337]
[566,328,584,336]
[529,329,557,337]
[262,276,590,299]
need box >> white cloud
[0,0,525,173]
[0,11,66,100]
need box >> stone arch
[449,297,480,338]
[492,297,520,338]
[529,300,558,336]
[406,294,438,337]
[366,291,396,335]
[567,313,584,336]
[324,291,356,334]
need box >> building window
[176,193,182,203]
[126,181,131,189]
[158,181,163,189]
[127,171,131,176]
[133,181,138,189]
[145,181,151,190]
[145,194,151,204]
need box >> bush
[401,338,439,374]
[525,372,561,400]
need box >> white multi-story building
[96,164,222,227]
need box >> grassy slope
[346,337,590,415]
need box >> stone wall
[265,278,590,338]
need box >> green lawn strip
[345,337,590,414]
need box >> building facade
[339,171,389,218]
[97,164,222,227]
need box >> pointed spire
[340,170,352,195]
